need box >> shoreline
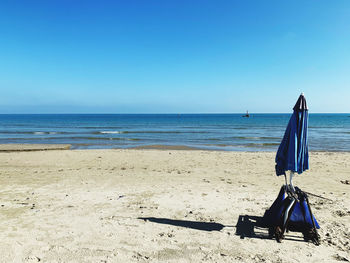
[1,143,350,153]
[0,143,71,152]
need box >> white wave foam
[100,131,121,134]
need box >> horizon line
[0,112,349,115]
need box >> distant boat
[242,110,250,118]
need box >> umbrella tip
[294,92,308,111]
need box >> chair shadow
[235,215,271,240]
[235,215,305,242]
[138,217,226,232]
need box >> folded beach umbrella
[263,93,320,245]
[275,93,309,180]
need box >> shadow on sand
[138,217,226,232]
[235,215,271,239]
[235,215,305,242]
[138,215,305,242]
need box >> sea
[0,114,349,152]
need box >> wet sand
[0,144,71,152]
[129,144,203,151]
[0,148,349,262]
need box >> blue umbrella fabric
[275,94,309,176]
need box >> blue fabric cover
[263,186,320,229]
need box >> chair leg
[275,196,296,242]
[305,194,320,245]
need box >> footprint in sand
[333,210,350,217]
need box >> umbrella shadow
[235,215,306,242]
[138,217,227,232]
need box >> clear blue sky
[0,0,349,113]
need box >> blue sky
[0,0,349,113]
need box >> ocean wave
[0,131,35,134]
[34,132,46,135]
[80,126,122,129]
[62,136,141,141]
[245,143,280,147]
[95,130,210,134]
[203,136,281,141]
[0,131,71,135]
[1,136,141,141]
[99,131,121,134]
[233,136,281,140]
[33,131,73,135]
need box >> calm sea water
[0,114,349,151]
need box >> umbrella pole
[284,174,288,186]
[289,171,296,193]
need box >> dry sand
[0,148,349,262]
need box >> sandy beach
[0,148,349,262]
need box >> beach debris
[340,180,350,185]
[134,252,149,260]
[304,191,333,202]
[333,210,350,217]
[24,256,41,262]
[333,254,349,262]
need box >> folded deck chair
[263,185,320,245]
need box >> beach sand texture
[0,149,349,262]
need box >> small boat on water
[242,110,250,118]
